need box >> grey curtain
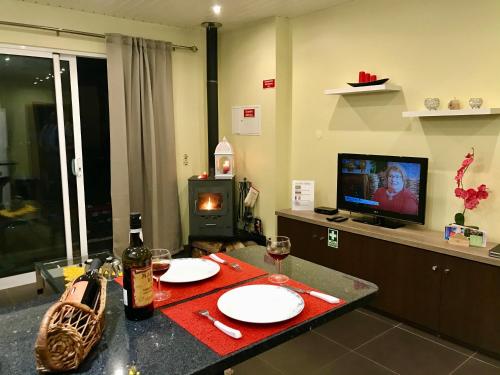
[106,34,182,255]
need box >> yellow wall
[219,17,291,236]
[219,0,499,242]
[0,0,207,243]
[275,18,292,213]
[291,0,500,241]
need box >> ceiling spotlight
[4,57,10,61]
[212,4,221,15]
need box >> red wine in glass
[267,251,289,261]
[267,236,291,284]
[152,259,170,275]
[151,249,172,302]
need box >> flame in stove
[201,196,214,210]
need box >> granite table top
[0,246,378,374]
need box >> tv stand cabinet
[276,209,500,356]
[351,215,405,229]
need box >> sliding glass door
[0,47,111,283]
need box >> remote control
[327,216,348,222]
[333,216,348,222]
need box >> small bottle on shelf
[122,212,154,321]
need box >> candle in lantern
[222,160,230,174]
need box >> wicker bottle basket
[35,276,107,372]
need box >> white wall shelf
[402,108,500,118]
[324,83,401,95]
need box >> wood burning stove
[188,176,235,237]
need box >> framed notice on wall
[291,180,315,211]
[232,105,261,135]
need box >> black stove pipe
[202,22,222,175]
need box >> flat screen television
[337,153,428,228]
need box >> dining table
[0,245,378,374]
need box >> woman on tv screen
[373,164,418,215]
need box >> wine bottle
[122,212,154,320]
[65,257,103,310]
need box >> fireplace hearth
[188,176,235,238]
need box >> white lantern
[214,136,234,179]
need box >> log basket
[35,276,107,372]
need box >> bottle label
[66,281,88,303]
[131,266,153,308]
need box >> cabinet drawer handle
[319,236,325,241]
[312,234,317,239]
[444,268,451,274]
[431,265,438,271]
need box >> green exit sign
[328,228,338,248]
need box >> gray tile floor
[234,309,500,375]
[2,285,499,374]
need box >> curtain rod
[0,20,198,52]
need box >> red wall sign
[263,79,276,89]
[243,108,255,117]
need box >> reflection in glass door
[0,49,100,283]
[0,52,69,279]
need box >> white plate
[217,284,305,324]
[160,258,220,283]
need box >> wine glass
[151,248,172,302]
[266,236,291,284]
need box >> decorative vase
[424,98,440,110]
[469,98,483,109]
[453,212,479,229]
[454,212,465,226]
[448,99,460,110]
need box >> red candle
[358,71,366,83]
[365,73,371,82]
[370,74,377,82]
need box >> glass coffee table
[34,251,112,294]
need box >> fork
[209,253,242,271]
[196,309,242,339]
[283,285,340,304]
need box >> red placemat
[114,253,267,308]
[161,277,346,356]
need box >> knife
[196,309,242,339]
[283,285,340,304]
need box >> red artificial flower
[464,197,479,210]
[455,167,465,182]
[465,188,477,200]
[461,157,474,167]
[477,184,489,200]
[453,148,489,212]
